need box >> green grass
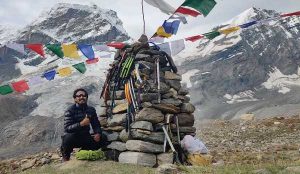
[20,160,300,174]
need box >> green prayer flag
[204,31,220,40]
[46,44,64,58]
[73,62,86,74]
[182,0,216,16]
[0,85,13,95]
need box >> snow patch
[224,90,258,104]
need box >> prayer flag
[44,70,56,81]
[219,26,240,35]
[100,53,112,58]
[28,76,43,86]
[185,35,204,42]
[26,44,45,57]
[162,20,181,35]
[78,44,95,60]
[58,67,72,77]
[281,11,300,17]
[170,39,185,56]
[46,44,64,58]
[107,42,125,49]
[0,85,13,95]
[11,80,29,93]
[144,0,176,15]
[203,31,220,40]
[156,26,172,38]
[157,42,171,55]
[73,62,86,74]
[93,44,110,52]
[86,58,99,64]
[6,43,26,54]
[149,36,165,43]
[62,44,80,59]
[239,21,257,28]
[176,0,216,17]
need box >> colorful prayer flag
[149,36,165,43]
[219,26,240,35]
[26,44,45,57]
[62,44,80,59]
[156,26,172,38]
[11,80,29,93]
[185,35,204,42]
[162,20,181,35]
[78,44,95,60]
[58,67,72,77]
[72,62,86,74]
[46,44,64,58]
[86,58,99,64]
[0,85,13,95]
[176,0,217,17]
[44,70,56,81]
[170,39,185,56]
[6,43,26,55]
[203,31,220,40]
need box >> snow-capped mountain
[0,3,129,158]
[177,7,300,120]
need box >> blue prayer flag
[162,20,181,35]
[44,70,56,81]
[239,21,257,28]
[78,44,95,60]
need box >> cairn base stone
[126,140,164,153]
[119,152,156,167]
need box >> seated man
[60,88,107,161]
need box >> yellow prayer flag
[156,26,172,38]
[62,44,80,59]
[58,67,72,77]
[219,26,240,35]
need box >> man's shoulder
[66,104,76,112]
[87,105,96,111]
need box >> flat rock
[178,87,189,95]
[156,163,180,174]
[157,153,174,165]
[119,129,129,142]
[131,129,165,144]
[107,141,127,151]
[107,113,126,127]
[119,151,156,167]
[103,126,124,132]
[141,93,159,102]
[131,121,153,131]
[165,80,181,91]
[106,132,119,141]
[136,108,164,124]
[240,114,255,121]
[99,117,108,127]
[161,98,182,107]
[172,126,196,133]
[152,103,180,114]
[126,140,164,153]
[112,103,128,114]
[164,71,182,81]
[176,113,195,126]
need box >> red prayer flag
[107,42,125,49]
[281,11,300,17]
[11,80,29,92]
[185,35,204,42]
[86,58,99,64]
[175,6,201,17]
[26,44,45,57]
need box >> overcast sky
[0,0,299,41]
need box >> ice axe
[162,126,182,164]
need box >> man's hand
[93,133,101,142]
[80,115,90,126]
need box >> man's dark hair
[73,88,88,98]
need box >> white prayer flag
[157,42,171,56]
[93,44,109,52]
[6,43,26,54]
[144,0,175,15]
[170,39,185,56]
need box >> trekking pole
[162,126,181,164]
[163,114,171,152]
[175,115,181,144]
[156,58,161,103]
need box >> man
[60,88,106,161]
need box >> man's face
[74,91,87,105]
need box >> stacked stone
[99,48,196,167]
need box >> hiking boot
[60,146,70,162]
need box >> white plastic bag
[181,135,208,154]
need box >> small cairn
[99,35,196,167]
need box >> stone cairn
[99,38,196,167]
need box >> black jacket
[63,104,102,135]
